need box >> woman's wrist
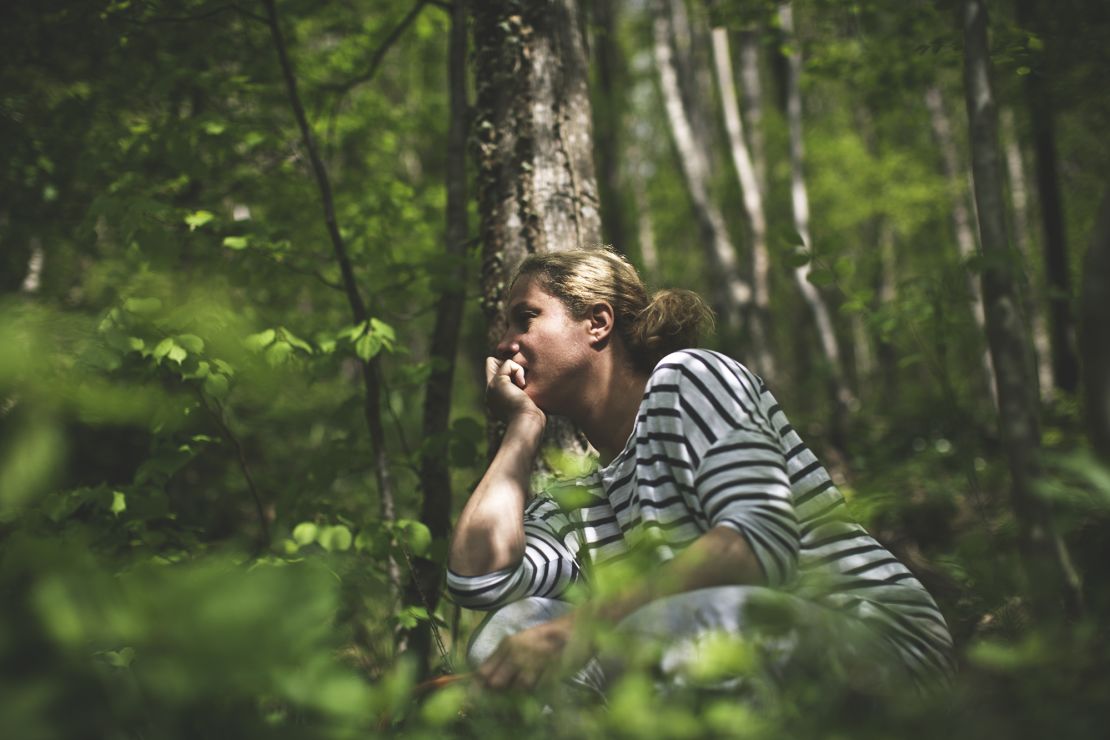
[505,410,546,441]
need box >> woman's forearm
[589,525,765,625]
[448,413,546,576]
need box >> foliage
[1,0,1108,737]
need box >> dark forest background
[2,0,1109,737]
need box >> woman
[447,249,952,695]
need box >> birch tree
[924,84,998,408]
[653,0,752,339]
[778,1,854,443]
[711,26,775,377]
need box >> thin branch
[323,0,430,156]
[198,390,270,550]
[263,0,401,594]
[321,0,431,96]
[242,246,344,291]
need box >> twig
[197,390,270,550]
[263,0,401,594]
[323,0,430,156]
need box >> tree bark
[924,84,998,408]
[1014,0,1079,395]
[653,0,752,338]
[472,0,603,454]
[402,0,470,673]
[737,29,768,200]
[592,0,629,254]
[778,2,854,447]
[961,0,1081,618]
[263,0,400,590]
[711,26,775,378]
[1001,106,1053,401]
[1080,191,1110,462]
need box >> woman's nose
[496,337,519,360]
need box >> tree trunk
[1001,106,1053,401]
[653,0,752,340]
[592,0,629,254]
[1014,0,1079,395]
[961,0,1081,618]
[1080,190,1110,462]
[263,0,400,590]
[737,29,768,200]
[401,0,469,674]
[472,0,603,454]
[711,26,775,378]
[778,2,854,448]
[924,84,998,408]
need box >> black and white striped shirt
[448,349,953,683]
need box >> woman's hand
[476,614,586,691]
[485,356,546,425]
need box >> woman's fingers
[485,356,500,385]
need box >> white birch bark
[737,29,768,199]
[1001,106,1053,399]
[711,27,775,377]
[924,84,998,408]
[653,0,752,332]
[778,2,854,415]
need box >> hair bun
[631,289,715,367]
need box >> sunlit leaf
[184,210,215,230]
[318,525,352,552]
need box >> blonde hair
[513,249,715,371]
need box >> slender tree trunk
[1080,191,1110,462]
[737,29,768,200]
[924,85,998,408]
[668,0,717,169]
[778,2,854,447]
[1001,106,1053,401]
[1014,0,1078,395]
[472,0,603,454]
[401,0,469,673]
[711,27,775,378]
[962,0,1081,618]
[653,0,752,338]
[593,0,629,254]
[263,0,400,591]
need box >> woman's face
[495,276,595,415]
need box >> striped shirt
[448,349,954,684]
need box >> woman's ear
[587,301,615,345]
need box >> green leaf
[785,249,812,268]
[203,373,229,399]
[370,317,396,343]
[166,344,187,364]
[354,530,373,551]
[397,520,432,557]
[244,329,276,352]
[318,525,352,552]
[806,267,835,287]
[264,341,292,366]
[152,338,175,360]
[292,522,318,546]
[184,210,215,231]
[176,334,205,353]
[124,297,163,315]
[354,333,381,361]
[222,235,249,250]
[111,491,127,517]
[280,328,313,354]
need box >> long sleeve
[650,350,800,586]
[446,496,584,610]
